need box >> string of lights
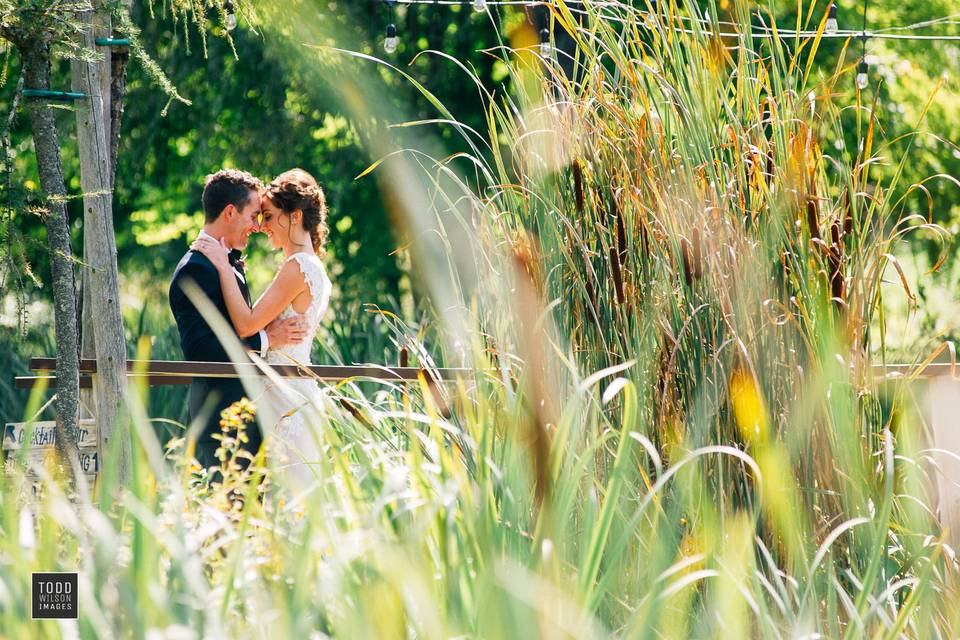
[373,0,960,45]
[871,13,960,33]
[224,0,238,31]
[383,0,960,36]
[370,0,960,92]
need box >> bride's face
[259,197,291,251]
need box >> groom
[169,169,305,470]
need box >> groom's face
[225,190,261,250]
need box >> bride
[190,168,332,492]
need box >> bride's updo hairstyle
[265,168,329,257]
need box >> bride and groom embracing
[168,167,332,489]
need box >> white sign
[3,420,97,451]
[5,448,100,475]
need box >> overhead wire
[376,0,960,43]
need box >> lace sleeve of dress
[289,253,331,317]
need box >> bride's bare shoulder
[273,256,310,291]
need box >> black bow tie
[228,249,245,270]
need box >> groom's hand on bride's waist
[265,314,308,348]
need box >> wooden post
[78,9,111,423]
[927,376,960,550]
[71,3,131,486]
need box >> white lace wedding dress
[259,252,332,493]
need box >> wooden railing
[6,355,470,497]
[870,363,960,379]
[15,357,472,390]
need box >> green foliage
[1,1,960,635]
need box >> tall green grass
[2,1,958,637]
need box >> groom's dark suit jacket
[169,250,262,467]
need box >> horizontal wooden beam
[25,358,471,385]
[22,357,960,381]
[872,363,960,379]
[20,357,955,395]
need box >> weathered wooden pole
[71,2,131,485]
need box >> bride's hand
[190,236,231,270]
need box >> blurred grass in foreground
[3,0,960,637]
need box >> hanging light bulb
[825,3,838,34]
[223,0,238,31]
[856,60,869,90]
[384,23,398,54]
[472,0,487,12]
[539,28,551,58]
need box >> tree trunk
[108,47,129,185]
[19,37,83,472]
[72,6,131,486]
[108,0,133,184]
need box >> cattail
[572,159,585,216]
[765,148,775,185]
[584,273,599,318]
[614,191,627,266]
[805,195,821,241]
[843,188,853,237]
[609,246,625,305]
[828,221,844,306]
[830,220,843,252]
[680,237,693,287]
[638,211,650,258]
[399,346,409,368]
[692,227,703,281]
[422,373,452,418]
[339,398,372,428]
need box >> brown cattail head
[681,237,694,287]
[805,195,821,241]
[843,189,853,237]
[692,227,703,281]
[609,246,625,305]
[339,398,373,429]
[422,372,452,419]
[572,160,585,216]
[830,220,843,250]
[639,211,650,261]
[584,274,598,317]
[614,190,627,265]
[828,221,845,307]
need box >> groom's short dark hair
[202,169,262,223]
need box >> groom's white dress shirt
[196,230,269,358]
